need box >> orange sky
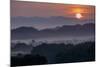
[11,1,95,19]
[11,1,95,29]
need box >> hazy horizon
[11,1,95,29]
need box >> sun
[72,8,83,19]
[75,13,83,19]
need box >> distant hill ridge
[11,23,95,40]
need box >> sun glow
[72,8,83,19]
[75,13,83,19]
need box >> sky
[11,0,95,29]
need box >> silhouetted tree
[55,41,95,63]
[11,41,95,66]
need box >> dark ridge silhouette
[11,23,95,40]
[12,26,38,32]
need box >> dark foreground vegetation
[11,41,95,67]
[11,54,48,67]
